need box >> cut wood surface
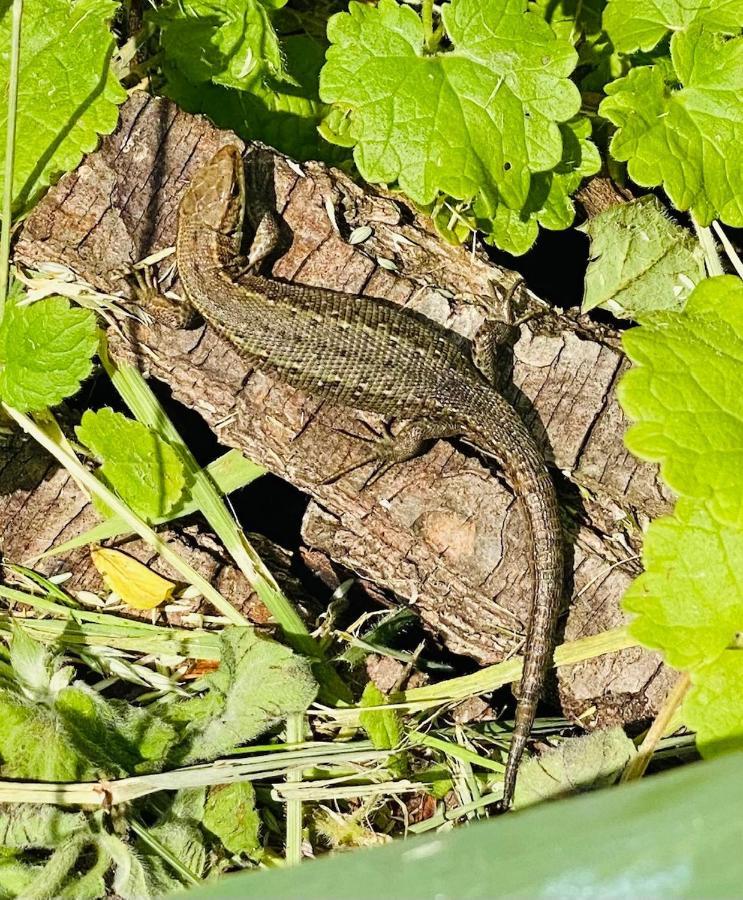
[10,92,676,726]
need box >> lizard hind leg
[323,417,458,488]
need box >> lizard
[172,144,564,811]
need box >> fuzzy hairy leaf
[168,627,318,764]
[581,196,705,318]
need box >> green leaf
[172,751,743,900]
[685,651,743,757]
[619,276,743,528]
[0,297,99,412]
[619,275,743,752]
[600,25,743,227]
[0,631,178,781]
[359,682,401,751]
[580,195,706,317]
[484,116,601,255]
[514,727,635,809]
[623,499,743,670]
[320,0,581,219]
[168,627,318,764]
[76,408,187,521]
[603,0,743,53]
[155,2,340,163]
[0,805,90,850]
[0,0,126,212]
[204,783,261,855]
[154,0,292,91]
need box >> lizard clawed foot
[123,250,197,330]
[323,418,450,488]
[321,435,398,487]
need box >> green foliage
[600,23,743,226]
[76,408,187,522]
[0,0,126,212]
[0,627,178,780]
[514,727,635,808]
[0,296,99,412]
[320,0,585,255]
[581,196,706,317]
[167,627,318,764]
[152,0,340,163]
[603,0,743,53]
[176,751,743,899]
[204,783,261,856]
[359,682,401,750]
[619,276,743,756]
[620,277,743,524]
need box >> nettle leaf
[0,0,125,211]
[603,0,743,53]
[619,276,743,528]
[320,0,581,244]
[154,0,292,91]
[623,499,743,669]
[168,627,318,765]
[580,195,706,318]
[619,275,743,754]
[600,24,743,227]
[76,408,187,521]
[514,728,635,809]
[685,651,743,758]
[485,116,601,255]
[0,297,99,412]
[155,2,340,163]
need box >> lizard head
[179,145,245,238]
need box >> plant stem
[0,0,23,319]
[692,216,724,276]
[621,670,691,783]
[285,714,305,866]
[2,403,249,625]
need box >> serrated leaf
[0,0,126,212]
[320,0,580,218]
[359,682,401,750]
[76,408,187,521]
[91,547,175,610]
[483,116,601,255]
[685,651,743,757]
[514,727,635,809]
[170,627,318,765]
[581,196,705,317]
[156,4,341,163]
[600,25,743,227]
[603,0,743,53]
[204,783,261,855]
[0,297,99,412]
[623,499,743,670]
[154,0,292,91]
[619,276,743,528]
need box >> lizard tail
[502,471,563,810]
[465,399,563,811]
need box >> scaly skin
[176,146,564,810]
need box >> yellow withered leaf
[91,547,175,610]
